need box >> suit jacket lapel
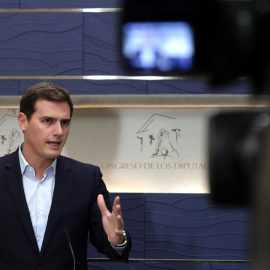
[39,156,74,258]
[3,150,39,253]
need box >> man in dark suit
[0,82,131,270]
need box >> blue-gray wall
[0,1,252,270]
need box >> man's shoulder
[0,150,18,165]
[58,155,98,172]
[57,156,102,182]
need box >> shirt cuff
[108,230,128,255]
[110,243,127,255]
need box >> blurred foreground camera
[209,111,270,205]
[121,0,270,93]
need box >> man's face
[18,99,71,164]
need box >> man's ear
[18,112,28,132]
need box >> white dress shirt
[19,145,56,251]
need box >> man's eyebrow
[40,115,71,121]
[61,118,71,122]
[40,116,56,120]
[40,116,71,121]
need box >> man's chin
[45,150,62,160]
[45,144,65,159]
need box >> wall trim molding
[0,8,122,13]
[0,94,268,109]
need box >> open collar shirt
[18,144,56,251]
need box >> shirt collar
[18,143,57,176]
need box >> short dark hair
[20,82,73,120]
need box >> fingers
[113,196,123,217]
[97,194,124,228]
[98,194,125,244]
[111,196,124,231]
[97,194,122,217]
[115,202,124,232]
[113,196,121,213]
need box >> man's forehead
[35,99,71,117]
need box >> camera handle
[253,121,270,270]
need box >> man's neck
[21,148,54,181]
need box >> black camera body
[121,0,270,94]
[209,110,270,205]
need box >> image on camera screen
[122,22,195,72]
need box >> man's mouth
[48,142,61,146]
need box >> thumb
[97,194,109,216]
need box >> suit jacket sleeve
[87,166,131,261]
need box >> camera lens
[209,111,270,205]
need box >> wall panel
[19,79,148,95]
[148,80,251,95]
[20,0,122,9]
[145,194,251,260]
[0,80,20,95]
[84,12,129,76]
[0,13,83,76]
[0,79,252,95]
[0,0,19,8]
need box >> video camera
[121,0,270,205]
[121,0,270,94]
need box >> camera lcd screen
[122,22,195,72]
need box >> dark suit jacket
[0,149,131,270]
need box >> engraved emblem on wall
[137,113,181,159]
[0,110,23,156]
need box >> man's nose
[53,121,63,136]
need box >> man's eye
[44,119,52,124]
[61,120,70,127]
